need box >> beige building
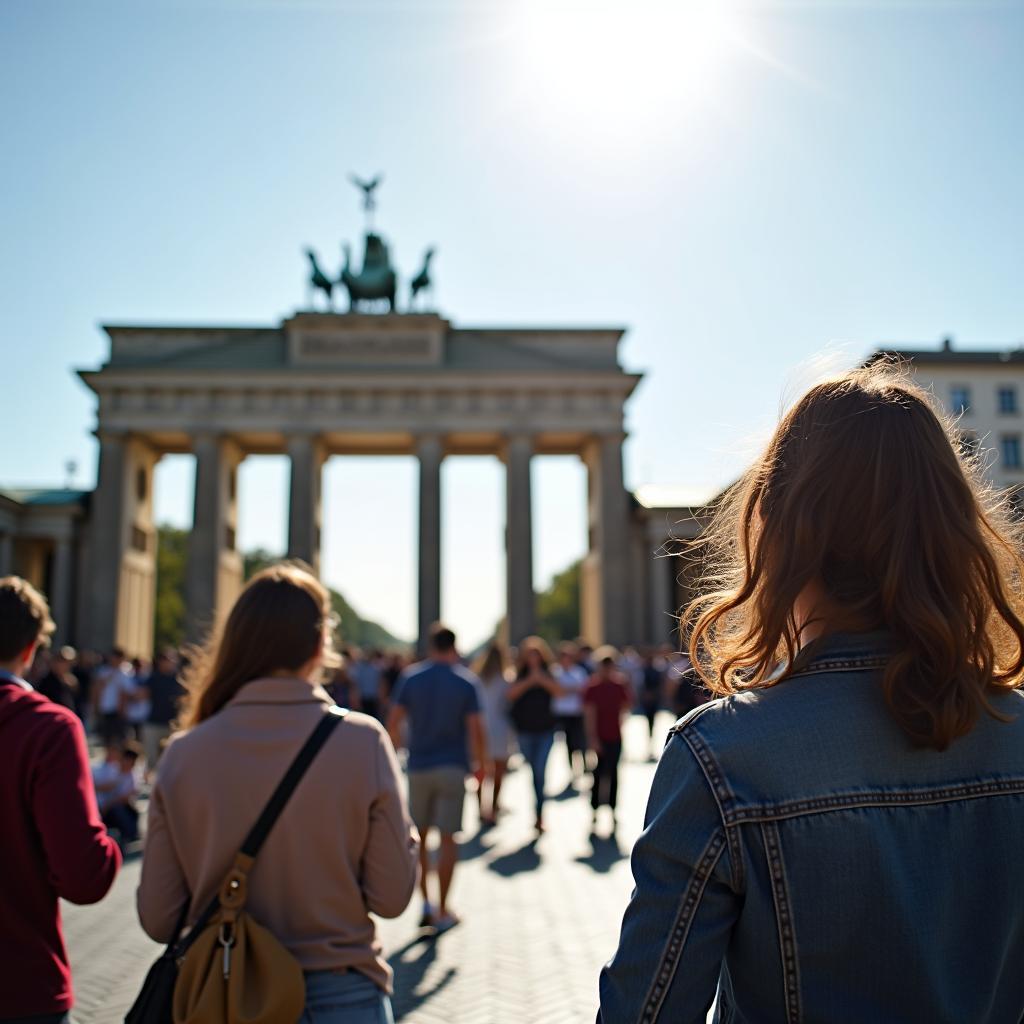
[0,489,89,648]
[869,337,1024,497]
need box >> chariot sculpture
[302,173,436,315]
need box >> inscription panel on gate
[285,313,446,367]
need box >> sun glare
[512,0,743,140]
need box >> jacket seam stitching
[637,828,726,1024]
[679,731,744,892]
[788,657,888,679]
[723,779,1024,824]
[761,821,802,1024]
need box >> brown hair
[0,576,55,662]
[472,641,508,682]
[181,562,338,728]
[428,622,457,653]
[684,362,1024,751]
[516,635,555,677]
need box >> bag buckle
[218,921,236,980]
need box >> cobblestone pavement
[63,714,677,1024]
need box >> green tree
[153,527,406,654]
[535,558,581,645]
[154,525,188,651]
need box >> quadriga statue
[339,233,397,312]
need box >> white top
[551,663,589,716]
[95,665,133,714]
[92,761,139,812]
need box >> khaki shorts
[408,766,467,836]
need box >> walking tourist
[583,646,631,830]
[387,623,485,932]
[598,366,1024,1021]
[138,648,184,773]
[551,641,589,782]
[0,576,121,1023]
[138,564,418,1021]
[34,645,78,710]
[507,636,564,833]
[637,649,665,759]
[351,646,385,721]
[470,641,514,826]
[91,647,133,745]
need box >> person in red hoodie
[0,576,121,1023]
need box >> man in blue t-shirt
[388,622,484,932]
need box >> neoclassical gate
[78,312,641,655]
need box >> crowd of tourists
[4,363,1024,1023]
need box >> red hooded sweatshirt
[0,676,122,1016]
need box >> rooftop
[0,488,90,508]
[868,336,1024,366]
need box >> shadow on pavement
[390,932,456,1021]
[574,832,625,874]
[486,838,541,876]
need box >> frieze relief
[102,384,627,426]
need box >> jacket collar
[791,629,893,675]
[227,675,333,708]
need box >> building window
[1001,434,1022,470]
[950,386,971,416]
[998,386,1018,415]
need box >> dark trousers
[558,714,586,766]
[102,803,138,842]
[98,712,125,746]
[591,740,622,810]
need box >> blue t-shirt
[393,660,481,771]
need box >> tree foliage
[535,558,581,645]
[154,526,188,652]
[154,525,405,654]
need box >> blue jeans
[517,730,554,816]
[300,971,394,1024]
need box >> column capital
[415,433,446,460]
[502,432,535,451]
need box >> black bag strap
[169,706,347,955]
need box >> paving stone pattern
[64,715,676,1024]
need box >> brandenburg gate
[78,313,642,654]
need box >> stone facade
[76,312,647,655]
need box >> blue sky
[2,0,1022,646]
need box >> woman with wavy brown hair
[137,563,418,1023]
[599,364,1024,1023]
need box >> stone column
[582,433,632,647]
[85,432,160,656]
[417,434,444,653]
[186,434,244,643]
[287,434,325,573]
[648,545,676,647]
[504,433,535,644]
[50,537,74,647]
[86,432,127,653]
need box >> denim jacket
[597,632,1024,1023]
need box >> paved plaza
[63,714,676,1024]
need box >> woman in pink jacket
[137,564,419,1023]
